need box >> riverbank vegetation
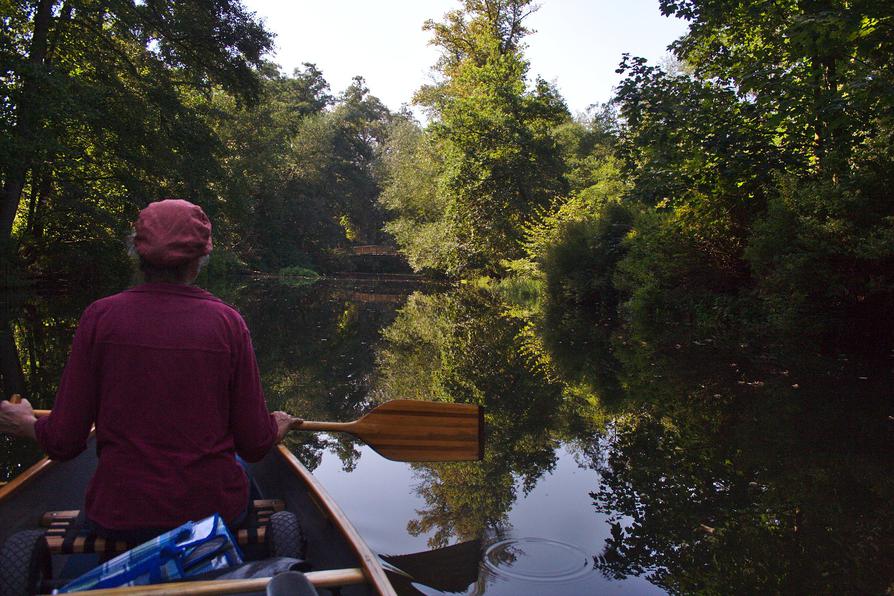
[3,0,893,349]
[381,0,894,351]
[1,0,393,285]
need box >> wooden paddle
[24,399,484,463]
[295,400,484,462]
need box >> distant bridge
[350,245,400,256]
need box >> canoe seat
[39,499,285,555]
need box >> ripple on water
[483,538,592,583]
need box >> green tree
[520,112,632,320]
[270,77,391,269]
[329,77,392,245]
[211,63,333,270]
[393,0,569,275]
[613,56,782,273]
[660,0,894,178]
[1,0,273,280]
[208,69,391,272]
[606,1,894,344]
[378,116,455,273]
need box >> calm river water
[1,277,892,594]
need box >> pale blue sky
[242,0,689,115]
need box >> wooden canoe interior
[0,438,386,595]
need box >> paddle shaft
[22,400,483,462]
[27,415,367,427]
[295,420,352,432]
[28,417,359,428]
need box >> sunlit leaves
[384,0,570,275]
[1,0,274,278]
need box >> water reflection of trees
[374,284,894,592]
[233,280,409,472]
[580,329,894,593]
[5,280,891,593]
[373,288,605,548]
[528,281,893,594]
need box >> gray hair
[126,233,210,282]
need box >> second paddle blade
[352,400,484,463]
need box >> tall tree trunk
[26,167,52,240]
[822,55,843,183]
[0,0,57,241]
[26,167,40,235]
[810,53,826,173]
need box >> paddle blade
[352,400,484,463]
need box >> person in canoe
[0,198,299,544]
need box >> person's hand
[0,398,37,441]
[272,411,302,443]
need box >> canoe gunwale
[0,456,58,506]
[41,567,368,595]
[0,428,97,506]
[272,444,397,596]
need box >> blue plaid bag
[57,513,243,592]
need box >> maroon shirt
[34,283,277,531]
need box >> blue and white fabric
[57,513,242,592]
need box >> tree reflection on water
[536,291,894,594]
[229,279,416,473]
[587,339,894,594]
[2,279,892,593]
[370,284,894,593]
[373,289,574,548]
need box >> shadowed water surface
[1,278,892,594]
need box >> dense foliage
[379,0,894,347]
[3,0,890,345]
[382,0,569,275]
[608,0,894,346]
[0,1,393,282]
